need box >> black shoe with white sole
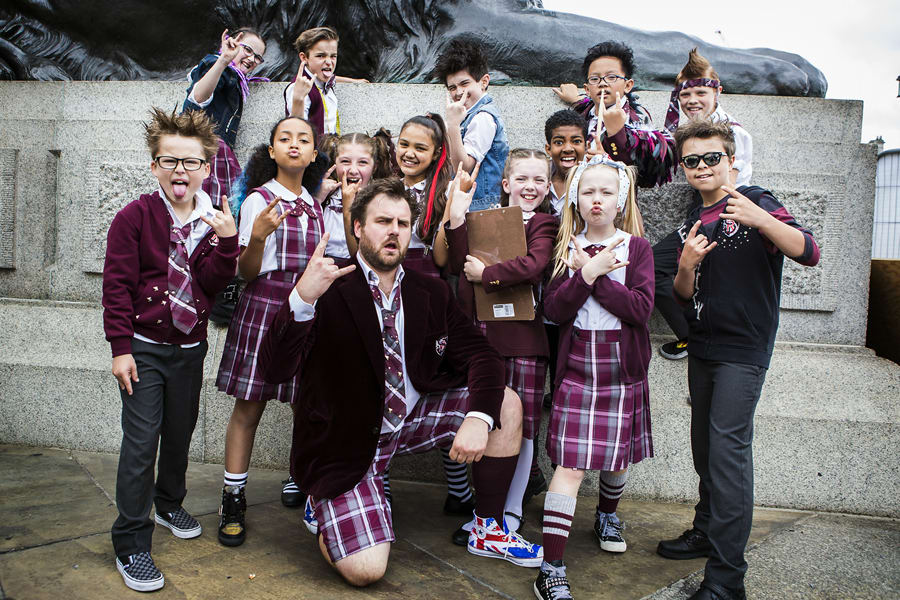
[594,511,626,553]
[534,560,573,599]
[281,477,305,508]
[116,552,164,592]
[155,506,202,539]
[219,485,247,547]
[659,339,689,360]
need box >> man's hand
[112,354,139,396]
[448,416,489,463]
[199,194,237,238]
[294,233,356,303]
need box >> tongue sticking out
[172,183,188,199]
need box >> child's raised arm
[190,30,243,106]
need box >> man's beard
[358,233,406,271]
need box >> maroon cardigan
[102,191,240,357]
[259,258,505,500]
[445,213,558,358]
[544,235,654,385]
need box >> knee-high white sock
[503,438,533,531]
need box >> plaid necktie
[167,219,199,334]
[370,283,406,429]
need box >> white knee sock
[503,438,534,531]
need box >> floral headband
[567,155,629,212]
[664,78,720,134]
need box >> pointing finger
[324,164,336,179]
[470,161,481,184]
[264,195,281,212]
[606,236,625,250]
[460,88,469,106]
[687,219,702,240]
[312,232,330,258]
[198,214,215,228]
[220,195,232,215]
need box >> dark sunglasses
[680,152,726,169]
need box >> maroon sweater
[102,191,240,357]
[544,235,654,385]
[446,213,558,358]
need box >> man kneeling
[260,178,542,586]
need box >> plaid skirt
[314,387,469,562]
[547,328,653,471]
[402,247,442,279]
[474,320,545,439]
[201,139,241,208]
[216,271,300,403]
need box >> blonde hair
[499,148,552,213]
[550,162,643,280]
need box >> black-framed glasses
[239,42,265,65]
[154,156,206,171]
[587,74,628,86]
[680,152,726,169]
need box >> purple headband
[664,78,720,134]
[228,61,271,101]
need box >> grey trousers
[688,356,767,592]
[111,338,207,558]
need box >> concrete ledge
[1,299,897,517]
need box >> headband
[567,155,629,212]
[664,78,720,134]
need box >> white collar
[159,186,214,228]
[357,252,405,298]
[406,179,427,192]
[264,179,314,207]
[573,227,628,249]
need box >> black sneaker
[443,493,476,516]
[451,517,474,547]
[116,552,164,592]
[594,511,626,553]
[534,560,573,599]
[523,470,548,506]
[659,339,688,360]
[218,485,247,547]
[542,392,553,410]
[657,527,712,559]
[155,506,201,539]
[281,477,305,508]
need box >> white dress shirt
[570,229,632,331]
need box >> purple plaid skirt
[474,320,545,439]
[402,247,441,279]
[216,270,300,403]
[201,139,241,207]
[547,328,653,471]
[314,387,469,562]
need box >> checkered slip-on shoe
[155,506,202,539]
[534,560,574,599]
[594,511,626,553]
[281,476,305,508]
[303,495,318,534]
[116,552,164,592]
[467,515,543,567]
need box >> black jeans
[688,356,767,592]
[653,228,690,340]
[111,338,208,558]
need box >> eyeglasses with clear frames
[154,156,206,171]
[587,74,628,86]
[239,43,265,65]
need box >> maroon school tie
[168,219,199,334]
[289,199,318,220]
[370,283,406,429]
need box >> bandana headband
[567,155,629,212]
[664,78,720,134]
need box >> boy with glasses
[103,108,239,592]
[657,119,818,600]
[555,41,676,189]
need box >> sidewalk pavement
[0,444,897,599]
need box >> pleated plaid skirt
[201,139,241,207]
[547,328,653,471]
[216,271,300,403]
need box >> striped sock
[542,491,577,562]
[441,447,473,502]
[597,469,628,514]
[382,467,392,504]
[224,470,247,489]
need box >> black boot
[218,485,247,547]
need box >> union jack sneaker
[303,495,318,534]
[467,515,543,567]
[116,552,164,592]
[155,506,201,539]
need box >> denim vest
[182,54,243,148]
[460,94,509,211]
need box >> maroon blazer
[102,191,239,357]
[259,257,506,500]
[445,213,558,358]
[544,235,654,385]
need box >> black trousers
[111,338,208,558]
[653,228,690,340]
[688,356,767,592]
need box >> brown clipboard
[465,206,535,322]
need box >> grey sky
[542,0,900,149]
